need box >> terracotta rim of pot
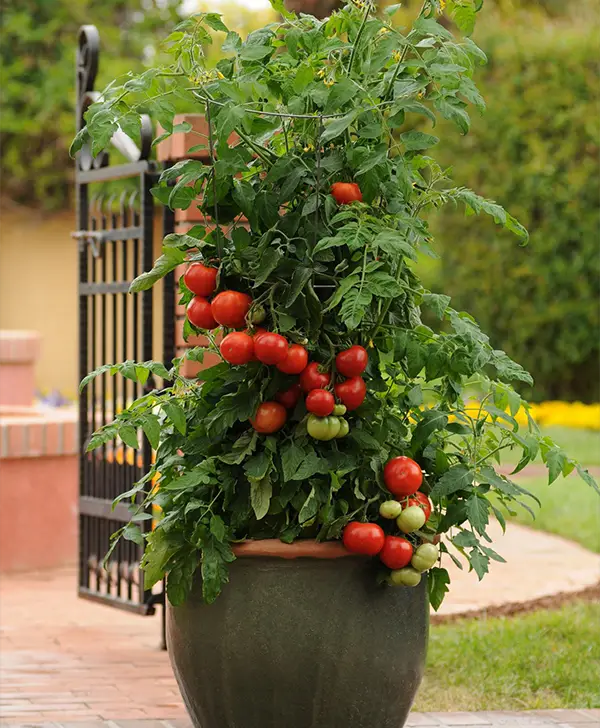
[232,539,356,560]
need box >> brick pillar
[156,115,244,378]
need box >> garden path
[1,522,598,723]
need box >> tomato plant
[336,346,368,377]
[334,376,366,411]
[342,522,385,556]
[276,344,308,375]
[220,332,255,366]
[254,332,289,365]
[77,1,599,609]
[300,363,331,392]
[183,263,218,298]
[275,383,302,410]
[305,389,335,417]
[306,414,341,441]
[251,402,287,434]
[211,291,252,329]
[384,457,423,498]
[186,296,217,330]
[380,537,414,570]
[331,182,362,206]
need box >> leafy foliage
[77,0,598,609]
[0,0,182,209]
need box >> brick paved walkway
[0,711,598,727]
[1,521,599,723]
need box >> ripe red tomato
[299,362,331,392]
[342,522,385,556]
[275,383,303,410]
[186,296,217,330]
[219,332,254,366]
[211,290,252,329]
[276,344,308,375]
[384,456,423,497]
[336,345,368,377]
[334,376,366,411]
[379,536,414,570]
[183,262,218,297]
[250,401,287,434]
[305,388,335,417]
[254,332,289,365]
[252,327,268,342]
[404,491,432,521]
[331,182,363,205]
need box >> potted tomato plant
[73,2,599,727]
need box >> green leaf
[245,451,272,480]
[412,408,449,449]
[250,474,272,520]
[320,111,357,144]
[431,465,474,498]
[210,515,226,542]
[298,486,319,525]
[374,231,417,260]
[490,350,534,386]
[285,267,313,307]
[201,538,234,604]
[163,402,186,435]
[141,414,161,450]
[123,522,144,546]
[468,549,489,580]
[119,424,139,449]
[281,441,305,482]
[240,44,273,61]
[254,248,282,288]
[291,452,328,481]
[203,13,228,33]
[130,247,186,293]
[422,293,450,319]
[467,495,489,535]
[400,131,439,151]
[428,567,450,611]
[340,288,373,330]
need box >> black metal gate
[75,25,174,618]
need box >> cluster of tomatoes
[183,262,370,438]
[342,455,438,587]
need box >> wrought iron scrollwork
[76,24,152,171]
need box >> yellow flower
[324,78,335,87]
[439,0,447,10]
[378,28,391,35]
[392,50,403,62]
[317,68,326,78]
[216,71,225,79]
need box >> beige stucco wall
[0,204,164,400]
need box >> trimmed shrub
[432,20,600,402]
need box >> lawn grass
[499,475,600,553]
[413,601,600,711]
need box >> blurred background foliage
[1,0,598,402]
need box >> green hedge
[431,20,600,403]
[0,1,180,209]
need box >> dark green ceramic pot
[167,540,429,728]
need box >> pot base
[167,552,428,728]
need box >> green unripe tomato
[379,500,403,520]
[411,543,439,572]
[389,567,422,587]
[307,414,341,441]
[250,305,266,324]
[333,404,347,416]
[396,505,426,533]
[335,418,350,438]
